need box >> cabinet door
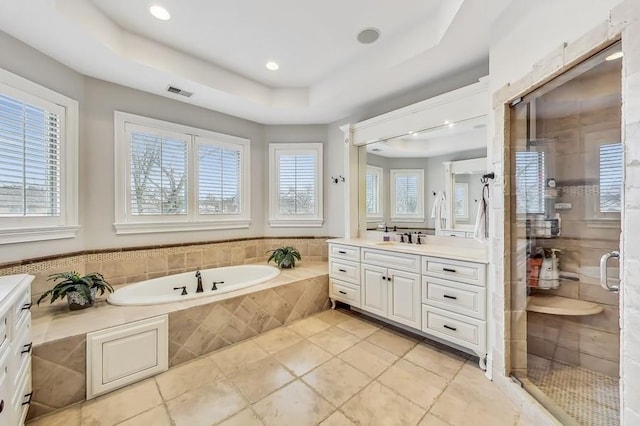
[361,264,388,317]
[387,269,421,329]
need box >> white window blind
[390,169,424,221]
[599,143,622,213]
[515,151,545,214]
[198,144,240,215]
[0,93,61,217]
[394,175,418,214]
[129,131,188,215]
[366,165,382,218]
[278,153,316,215]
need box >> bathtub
[107,265,281,306]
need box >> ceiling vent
[167,86,193,97]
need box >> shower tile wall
[527,59,621,377]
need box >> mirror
[443,157,487,234]
[358,116,487,237]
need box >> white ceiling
[0,0,509,124]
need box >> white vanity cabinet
[0,274,34,426]
[328,244,362,308]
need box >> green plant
[36,271,114,305]
[266,246,301,269]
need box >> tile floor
[27,309,528,426]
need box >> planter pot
[279,260,293,269]
[67,288,97,311]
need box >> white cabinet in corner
[87,315,168,399]
[328,244,361,308]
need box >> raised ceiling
[0,0,508,124]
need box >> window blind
[278,153,316,215]
[515,151,545,214]
[599,143,622,213]
[366,167,380,216]
[198,144,241,214]
[130,131,187,215]
[394,174,418,215]
[0,93,61,217]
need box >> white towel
[474,196,488,241]
[431,191,447,229]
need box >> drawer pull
[443,325,457,332]
[21,392,33,406]
[338,250,347,254]
[22,303,32,311]
[338,269,347,273]
[443,268,457,273]
[0,399,3,413]
[338,291,347,295]
[21,342,33,354]
[443,294,458,300]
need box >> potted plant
[37,271,114,310]
[266,246,301,269]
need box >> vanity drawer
[422,277,486,320]
[11,321,31,387]
[329,244,360,262]
[422,306,486,352]
[422,257,486,286]
[361,248,420,273]
[329,259,361,285]
[330,279,361,307]
[0,307,9,355]
[13,283,32,331]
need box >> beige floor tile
[319,410,356,426]
[308,327,361,355]
[27,404,81,426]
[165,378,246,426]
[338,340,398,377]
[274,340,333,376]
[156,356,221,400]
[366,328,418,356]
[378,359,448,409]
[217,407,264,426]
[252,327,303,354]
[341,381,426,426]
[336,317,381,338]
[80,379,163,426]
[403,343,465,380]
[228,357,295,403]
[287,316,332,338]
[314,309,353,326]
[210,340,270,376]
[117,405,172,426]
[418,413,451,426]
[302,358,372,406]
[253,380,334,426]
[429,363,519,426]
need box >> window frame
[390,169,425,222]
[454,182,470,220]
[114,111,251,234]
[365,165,384,221]
[0,67,79,244]
[268,142,323,227]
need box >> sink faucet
[195,271,203,293]
[404,233,413,244]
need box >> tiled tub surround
[26,262,329,421]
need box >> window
[454,183,469,219]
[515,151,545,214]
[366,165,383,220]
[390,169,424,221]
[269,143,323,227]
[114,112,250,234]
[0,68,79,244]
[599,143,622,213]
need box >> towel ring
[480,172,495,184]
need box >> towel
[474,186,489,241]
[431,191,447,229]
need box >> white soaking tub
[107,265,280,306]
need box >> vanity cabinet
[329,244,362,308]
[0,274,34,426]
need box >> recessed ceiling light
[266,61,279,71]
[149,5,171,21]
[605,51,623,61]
[444,120,455,128]
[357,28,381,44]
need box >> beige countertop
[31,262,328,347]
[328,238,488,264]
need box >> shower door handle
[600,251,620,292]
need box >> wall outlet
[555,203,572,209]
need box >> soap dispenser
[538,249,561,289]
[383,226,391,242]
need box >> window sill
[0,225,81,245]
[114,219,251,235]
[390,217,425,223]
[268,218,324,228]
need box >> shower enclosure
[509,42,622,426]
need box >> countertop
[328,238,488,264]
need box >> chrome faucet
[195,271,203,293]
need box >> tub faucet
[173,286,187,296]
[212,281,224,291]
[195,271,203,293]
